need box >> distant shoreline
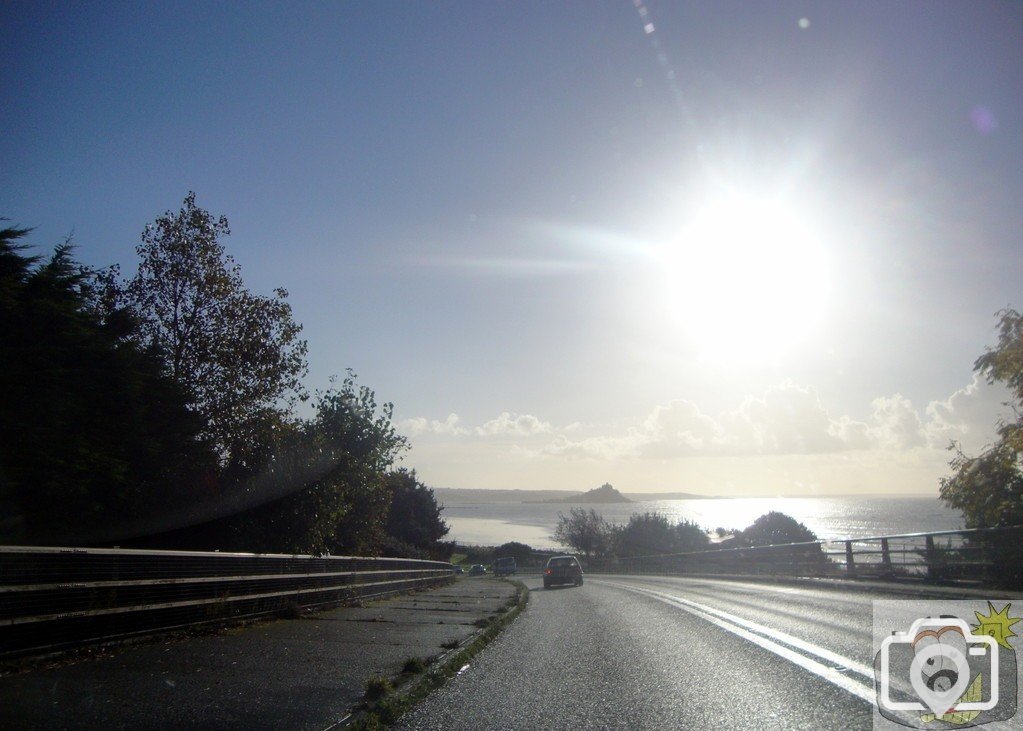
[434,487,939,503]
[437,494,960,548]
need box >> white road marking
[613,581,875,680]
[597,579,876,705]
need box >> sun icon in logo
[972,602,1021,649]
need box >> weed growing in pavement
[401,657,426,674]
[351,579,529,728]
[348,714,387,731]
[364,676,393,701]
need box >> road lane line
[606,581,875,681]
[598,580,876,705]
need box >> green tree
[616,512,677,557]
[463,544,495,565]
[736,512,826,575]
[384,469,449,551]
[614,513,710,557]
[941,309,1023,527]
[741,512,817,546]
[495,539,536,564]
[217,370,409,555]
[117,192,308,470]
[675,518,710,552]
[494,541,534,563]
[0,222,215,543]
[553,508,613,558]
[207,372,407,556]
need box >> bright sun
[661,191,831,363]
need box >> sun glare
[661,191,831,363]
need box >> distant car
[453,566,464,574]
[468,564,486,576]
[494,556,517,576]
[543,555,583,588]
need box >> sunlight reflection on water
[440,496,962,549]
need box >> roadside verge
[341,578,529,729]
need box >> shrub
[402,657,426,674]
[364,676,393,701]
[741,511,817,546]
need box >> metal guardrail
[0,545,454,659]
[583,526,1023,588]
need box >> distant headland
[540,483,631,504]
[432,486,715,503]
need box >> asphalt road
[397,574,1013,731]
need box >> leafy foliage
[461,544,496,565]
[615,512,676,557]
[612,513,709,557]
[941,309,1023,527]
[0,223,215,543]
[215,371,409,555]
[0,199,452,559]
[116,192,308,469]
[674,517,710,551]
[383,468,449,554]
[494,541,534,563]
[553,508,614,558]
[740,511,818,546]
[941,444,1023,529]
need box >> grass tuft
[401,656,426,674]
[351,579,529,728]
[364,675,393,702]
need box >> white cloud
[640,399,720,456]
[924,374,1013,452]
[404,378,1014,468]
[828,415,873,450]
[540,378,1013,461]
[398,413,468,436]
[627,382,850,458]
[399,410,555,440]
[721,382,846,455]
[542,430,646,460]
[866,394,926,450]
[476,412,553,436]
[541,383,851,460]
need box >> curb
[329,578,529,730]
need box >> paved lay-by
[0,577,516,730]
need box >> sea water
[438,494,963,549]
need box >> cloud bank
[542,376,1009,460]
[398,376,1011,465]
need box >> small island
[543,482,632,504]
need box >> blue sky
[3,2,1022,494]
